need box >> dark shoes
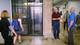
[54,37,60,40]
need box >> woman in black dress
[0,10,17,45]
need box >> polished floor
[13,36,67,45]
[0,23,67,45]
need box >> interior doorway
[11,0,43,36]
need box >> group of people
[52,7,76,45]
[0,6,77,45]
[0,10,24,45]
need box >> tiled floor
[0,31,67,45]
[14,36,67,45]
[0,23,67,45]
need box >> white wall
[68,1,80,14]
[0,0,12,44]
[0,0,12,18]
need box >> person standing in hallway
[0,10,17,45]
[12,13,24,44]
[63,10,69,30]
[67,7,76,45]
[52,7,61,39]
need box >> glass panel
[27,2,43,35]
[12,0,43,36]
[12,0,28,35]
[34,6,43,35]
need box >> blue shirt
[12,19,21,31]
[68,12,76,28]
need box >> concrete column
[43,0,52,38]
